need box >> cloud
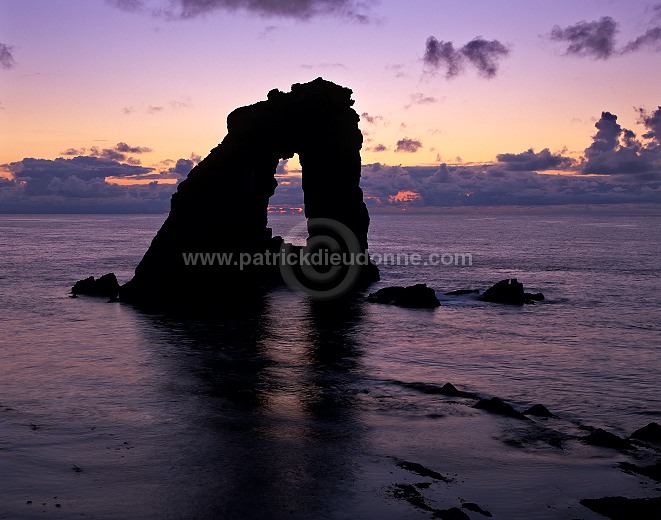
[360,112,384,125]
[461,38,510,78]
[300,63,348,70]
[366,144,387,152]
[582,110,661,174]
[423,39,463,78]
[423,36,509,79]
[0,156,178,213]
[106,0,144,11]
[549,16,618,59]
[637,105,661,142]
[124,100,190,115]
[622,26,661,53]
[115,142,152,154]
[107,0,372,21]
[405,93,437,109]
[356,162,660,207]
[395,138,423,153]
[0,43,16,70]
[59,142,152,163]
[497,148,576,171]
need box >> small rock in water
[71,273,120,298]
[630,422,661,443]
[523,403,556,418]
[368,284,440,308]
[480,278,544,305]
[583,428,632,451]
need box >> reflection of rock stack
[119,78,379,306]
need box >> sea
[1,208,660,519]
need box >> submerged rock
[473,397,530,420]
[618,461,661,483]
[630,422,661,443]
[444,289,479,296]
[582,428,632,451]
[395,460,450,482]
[394,381,477,398]
[367,284,440,308]
[462,502,493,517]
[71,273,119,298]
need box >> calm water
[1,211,660,519]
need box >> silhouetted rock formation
[71,273,119,298]
[480,278,544,305]
[367,284,440,308]
[118,78,378,306]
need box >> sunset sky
[1,0,660,211]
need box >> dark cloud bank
[107,0,371,21]
[2,108,660,212]
[0,148,199,213]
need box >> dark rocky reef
[367,284,440,308]
[473,397,530,420]
[480,278,544,305]
[71,273,119,299]
[118,78,378,306]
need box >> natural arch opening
[269,155,307,247]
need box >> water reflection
[136,291,367,518]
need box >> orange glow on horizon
[106,177,178,185]
[389,190,422,204]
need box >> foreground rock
[480,278,544,305]
[580,496,661,519]
[71,273,119,298]
[368,284,440,308]
[117,78,378,307]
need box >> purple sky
[1,0,660,211]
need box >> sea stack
[119,78,379,306]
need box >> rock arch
[120,78,378,305]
